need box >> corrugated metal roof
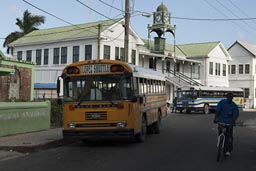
[10,18,122,46]
[141,39,220,58]
[0,50,5,58]
[236,41,256,56]
[177,41,220,57]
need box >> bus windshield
[63,74,133,102]
[176,90,197,100]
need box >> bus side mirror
[57,78,60,97]
[57,76,63,105]
[131,96,137,103]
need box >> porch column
[162,57,165,74]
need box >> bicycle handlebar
[217,122,232,126]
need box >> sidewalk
[0,128,64,161]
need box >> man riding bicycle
[214,92,239,156]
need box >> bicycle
[216,122,232,162]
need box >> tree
[3,10,45,54]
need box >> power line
[172,16,256,21]
[215,0,256,31]
[227,0,256,25]
[22,0,109,37]
[84,0,256,22]
[22,0,81,29]
[98,0,124,13]
[204,0,256,39]
[75,0,115,21]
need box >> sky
[1,0,256,56]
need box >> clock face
[155,13,162,23]
[164,12,169,23]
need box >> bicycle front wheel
[217,135,224,162]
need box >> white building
[8,4,232,103]
[228,41,256,109]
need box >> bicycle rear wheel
[217,135,224,162]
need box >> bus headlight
[116,121,126,128]
[67,123,76,129]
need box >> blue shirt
[216,99,239,124]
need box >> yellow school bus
[57,59,167,142]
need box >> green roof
[10,18,122,46]
[0,50,4,58]
[157,3,168,12]
[140,39,220,57]
[177,41,220,57]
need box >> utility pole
[124,0,130,63]
[97,24,101,59]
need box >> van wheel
[203,104,210,114]
[135,116,147,142]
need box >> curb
[0,139,72,153]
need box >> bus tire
[135,116,147,142]
[153,111,162,134]
[203,104,210,114]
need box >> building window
[36,49,42,65]
[222,64,226,76]
[166,60,170,72]
[44,49,49,65]
[239,64,243,74]
[115,47,119,60]
[26,50,32,62]
[131,49,136,65]
[61,47,67,64]
[215,63,220,76]
[103,45,110,59]
[120,48,125,62]
[85,45,92,60]
[149,58,156,69]
[231,65,236,74]
[228,65,230,74]
[244,88,249,98]
[73,46,79,63]
[209,62,213,75]
[17,51,22,60]
[53,48,59,64]
[245,64,250,74]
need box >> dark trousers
[218,124,234,152]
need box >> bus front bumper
[63,129,134,140]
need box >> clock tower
[148,3,175,52]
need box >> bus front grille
[85,112,107,120]
[182,101,189,107]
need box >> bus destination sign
[82,64,110,74]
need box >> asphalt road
[0,111,256,171]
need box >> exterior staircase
[164,69,203,87]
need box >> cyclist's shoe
[225,151,231,156]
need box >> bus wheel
[135,116,147,142]
[203,104,210,114]
[153,111,162,134]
